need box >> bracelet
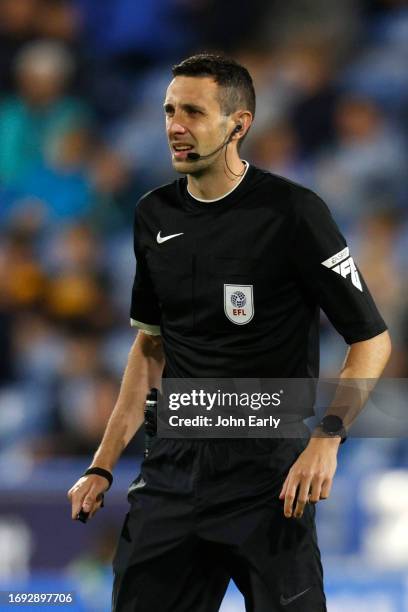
[82,467,113,490]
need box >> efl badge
[224,285,254,325]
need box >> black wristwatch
[317,415,347,444]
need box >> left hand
[279,436,340,519]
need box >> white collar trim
[187,161,249,203]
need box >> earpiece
[186,124,244,161]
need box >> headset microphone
[186,124,242,161]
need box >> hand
[67,474,110,521]
[279,437,340,519]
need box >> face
[164,76,231,174]
[335,98,381,144]
[17,68,65,106]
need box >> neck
[187,150,246,201]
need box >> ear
[232,110,253,140]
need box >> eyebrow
[163,102,207,113]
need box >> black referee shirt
[130,164,387,378]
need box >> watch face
[322,415,343,434]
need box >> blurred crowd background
[0,0,408,610]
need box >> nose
[167,118,188,138]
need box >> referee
[68,54,391,611]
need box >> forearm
[326,329,392,428]
[91,332,165,472]
[290,332,392,517]
[340,329,391,378]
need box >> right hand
[67,474,110,520]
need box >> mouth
[171,143,194,160]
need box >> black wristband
[83,467,113,490]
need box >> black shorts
[112,434,326,612]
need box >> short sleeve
[130,205,161,334]
[290,190,387,344]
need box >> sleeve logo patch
[224,285,254,324]
[321,247,363,292]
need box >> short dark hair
[172,53,256,119]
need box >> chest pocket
[193,255,261,332]
[147,248,194,330]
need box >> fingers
[82,491,97,515]
[83,491,104,517]
[67,477,107,521]
[279,476,289,501]
[293,477,312,518]
[89,494,104,519]
[283,475,299,518]
[282,476,332,520]
[67,478,88,520]
[308,474,325,504]
[319,479,332,500]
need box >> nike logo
[157,231,184,244]
[280,587,311,606]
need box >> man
[68,54,391,611]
